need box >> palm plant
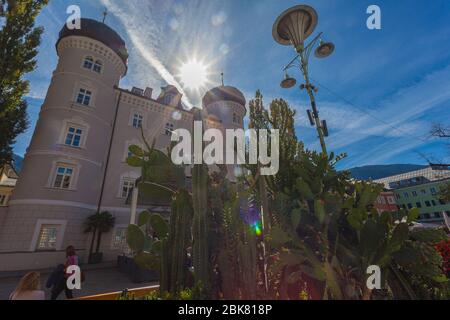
[84,211,115,263]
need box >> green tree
[83,211,116,261]
[0,0,48,165]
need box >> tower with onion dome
[202,85,246,181]
[0,19,128,260]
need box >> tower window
[132,113,143,129]
[76,88,92,106]
[53,166,74,189]
[83,56,94,70]
[165,123,174,136]
[0,194,8,206]
[65,126,83,147]
[93,60,103,74]
[120,178,135,199]
[163,93,176,105]
[37,225,58,250]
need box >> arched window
[83,56,94,70]
[93,60,103,73]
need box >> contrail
[99,0,194,109]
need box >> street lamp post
[273,5,335,155]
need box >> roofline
[55,35,128,75]
[114,86,195,116]
[389,177,450,191]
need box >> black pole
[97,90,122,213]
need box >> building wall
[374,191,397,214]
[0,27,246,271]
[394,179,450,222]
[0,35,127,264]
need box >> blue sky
[14,0,450,169]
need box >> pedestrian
[51,245,80,300]
[46,264,65,298]
[9,272,45,300]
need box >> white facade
[0,19,245,271]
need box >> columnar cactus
[191,110,212,291]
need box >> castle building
[0,19,246,272]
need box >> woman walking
[51,246,80,300]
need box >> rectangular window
[407,203,413,209]
[433,212,441,219]
[412,191,418,197]
[425,200,431,207]
[65,126,83,147]
[431,200,436,206]
[76,88,92,106]
[53,166,73,189]
[430,187,437,195]
[387,197,395,204]
[421,189,427,195]
[416,202,422,208]
[83,57,94,70]
[132,114,143,129]
[120,179,135,199]
[0,194,8,206]
[403,192,409,198]
[37,225,58,250]
[395,194,401,200]
[165,123,174,136]
[112,228,127,249]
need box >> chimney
[131,87,144,96]
[144,87,153,99]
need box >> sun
[179,59,209,90]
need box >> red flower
[435,239,450,276]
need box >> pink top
[10,290,45,300]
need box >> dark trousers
[51,278,73,300]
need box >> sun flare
[179,59,209,90]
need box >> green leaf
[129,145,145,157]
[314,200,326,224]
[347,208,363,230]
[407,208,420,223]
[409,228,448,244]
[324,261,343,300]
[296,179,314,200]
[291,208,301,229]
[138,182,174,202]
[389,223,409,253]
[127,156,143,167]
[126,224,145,252]
[150,214,169,239]
[360,219,385,259]
[151,240,163,254]
[134,252,159,270]
[138,211,151,227]
[267,225,291,247]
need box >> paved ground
[0,267,158,300]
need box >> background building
[375,165,450,223]
[374,191,398,214]
[0,19,246,272]
[0,164,18,207]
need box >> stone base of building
[0,202,132,272]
